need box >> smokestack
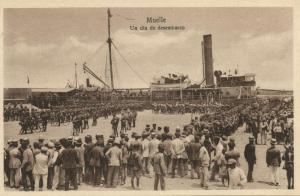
[203,34,214,87]
[86,78,90,87]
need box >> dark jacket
[188,142,201,161]
[57,148,79,169]
[266,147,281,167]
[84,143,94,165]
[282,149,293,170]
[90,146,104,167]
[244,143,256,163]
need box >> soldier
[244,136,256,182]
[266,138,281,186]
[151,143,167,190]
[132,109,137,128]
[282,143,294,189]
[111,114,120,137]
[129,143,143,189]
[20,138,34,191]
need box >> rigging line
[111,41,147,85]
[85,41,107,63]
[112,50,120,88]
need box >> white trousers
[270,166,279,184]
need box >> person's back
[152,152,166,175]
[106,146,121,166]
[60,148,79,168]
[266,146,281,166]
[33,153,48,175]
[189,141,201,161]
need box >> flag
[27,75,30,84]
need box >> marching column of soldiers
[4,97,294,191]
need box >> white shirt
[172,138,185,158]
[142,139,150,158]
[149,138,160,157]
[228,167,246,189]
[33,153,49,175]
[214,142,224,164]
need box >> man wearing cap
[161,126,170,142]
[52,141,61,190]
[47,142,55,190]
[74,138,85,186]
[210,136,223,181]
[225,142,240,166]
[171,131,185,178]
[90,138,105,186]
[111,114,120,137]
[20,138,34,191]
[188,135,201,179]
[244,136,256,182]
[162,133,173,174]
[199,140,210,189]
[56,140,79,190]
[4,140,14,186]
[260,118,268,145]
[149,132,160,159]
[132,109,137,128]
[33,146,50,191]
[282,143,294,189]
[8,140,21,189]
[151,143,167,190]
[227,159,246,189]
[266,138,281,186]
[141,132,150,175]
[105,140,122,188]
[83,135,94,184]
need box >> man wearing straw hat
[266,138,281,186]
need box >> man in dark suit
[244,136,256,182]
[187,135,201,179]
[90,139,104,186]
[282,143,294,189]
[266,138,281,186]
[57,140,79,190]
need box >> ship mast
[107,8,114,89]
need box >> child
[130,143,143,189]
[219,149,228,186]
[151,143,167,190]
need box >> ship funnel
[203,34,214,87]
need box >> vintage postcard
[0,0,299,195]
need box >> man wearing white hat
[105,139,122,188]
[266,138,281,186]
[33,146,49,191]
[227,159,246,189]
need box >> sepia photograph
[1,4,296,193]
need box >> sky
[3,7,293,90]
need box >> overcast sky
[3,7,293,90]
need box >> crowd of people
[3,97,294,191]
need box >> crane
[82,62,110,88]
